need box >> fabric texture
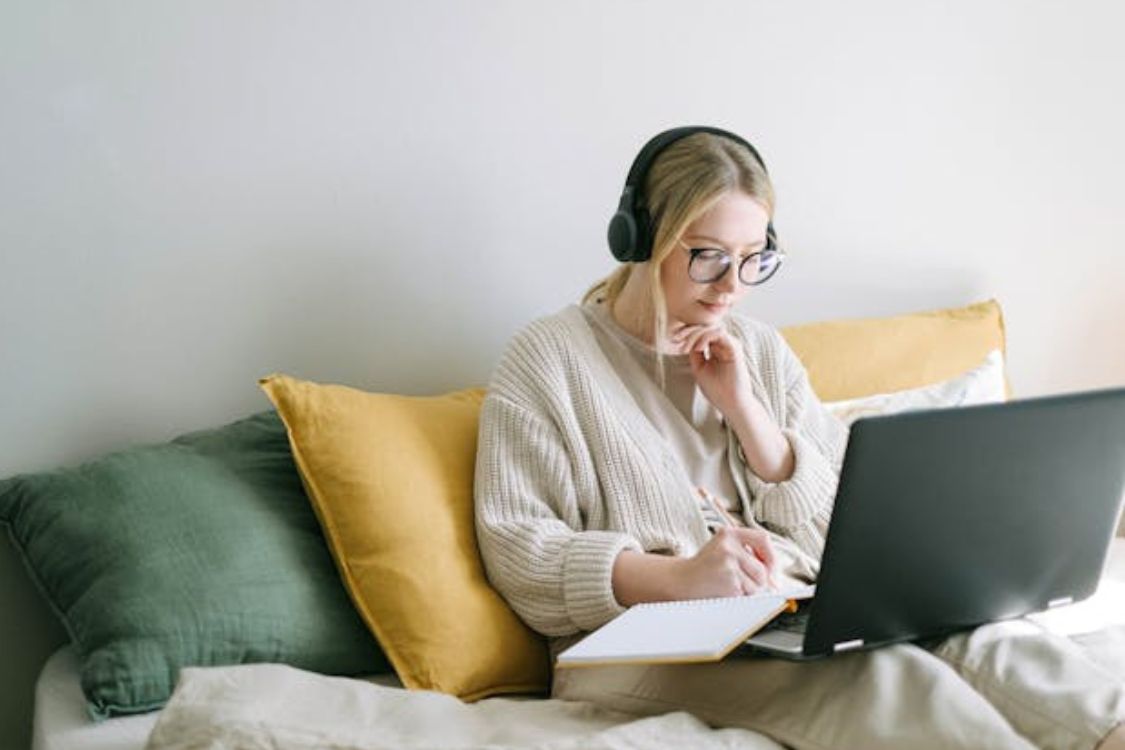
[553,619,1125,750]
[145,661,783,750]
[34,647,161,750]
[581,299,745,526]
[544,329,1125,749]
[579,298,827,589]
[825,348,1007,426]
[259,375,550,701]
[473,304,848,642]
[780,298,1008,402]
[52,542,1125,750]
[0,411,388,719]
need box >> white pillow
[825,349,1007,427]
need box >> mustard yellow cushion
[259,375,549,701]
[780,299,1008,402]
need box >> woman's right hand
[671,527,777,599]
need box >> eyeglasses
[678,239,786,286]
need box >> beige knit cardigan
[473,304,847,637]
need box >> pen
[696,486,780,592]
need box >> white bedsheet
[33,648,157,750]
[31,648,406,750]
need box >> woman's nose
[715,263,740,293]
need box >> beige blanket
[144,663,782,750]
[146,542,1125,750]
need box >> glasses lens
[741,250,782,286]
[688,249,730,283]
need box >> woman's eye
[695,248,727,261]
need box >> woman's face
[659,190,771,330]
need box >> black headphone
[607,125,777,263]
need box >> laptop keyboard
[768,605,811,634]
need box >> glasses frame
[677,239,787,286]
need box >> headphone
[606,125,777,264]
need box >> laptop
[745,386,1125,660]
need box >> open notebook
[556,586,814,667]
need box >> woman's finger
[671,323,708,340]
[684,328,723,359]
[703,332,738,361]
[737,549,769,589]
[678,326,710,349]
[733,528,776,570]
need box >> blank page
[556,593,790,666]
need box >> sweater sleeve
[739,327,849,560]
[474,391,642,637]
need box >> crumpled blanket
[146,547,1125,750]
[144,662,784,750]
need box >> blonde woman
[474,126,1125,750]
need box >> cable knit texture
[474,304,848,638]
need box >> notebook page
[556,593,790,666]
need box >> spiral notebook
[556,588,811,667]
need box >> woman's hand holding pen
[611,522,778,607]
[672,525,778,599]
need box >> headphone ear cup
[607,208,638,263]
[632,205,653,262]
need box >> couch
[2,298,1123,750]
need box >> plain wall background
[2,1,1124,745]
[3,1,1125,481]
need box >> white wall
[3,1,1125,478]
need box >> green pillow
[0,411,390,719]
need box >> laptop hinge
[833,639,865,653]
[1048,596,1074,609]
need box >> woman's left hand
[670,322,755,419]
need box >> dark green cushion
[0,411,390,719]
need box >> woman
[474,126,1125,750]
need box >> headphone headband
[607,125,774,264]
[622,126,768,194]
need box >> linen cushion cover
[780,298,1007,402]
[0,411,389,719]
[825,349,1007,426]
[259,375,550,701]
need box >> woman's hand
[670,322,754,420]
[670,526,778,599]
[670,321,795,483]
[611,527,778,606]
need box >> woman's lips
[698,301,728,313]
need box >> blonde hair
[584,131,776,352]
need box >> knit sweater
[473,304,848,638]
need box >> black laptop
[746,386,1125,659]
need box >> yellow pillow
[780,299,1008,402]
[259,375,549,701]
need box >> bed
[29,539,1125,749]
